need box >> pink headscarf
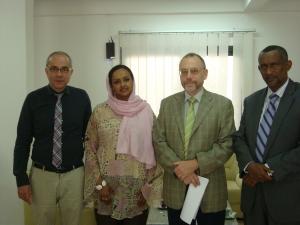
[106,77,156,169]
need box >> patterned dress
[84,103,162,220]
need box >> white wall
[0,0,33,224]
[33,7,300,107]
[2,1,300,224]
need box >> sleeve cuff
[243,161,254,174]
[16,174,30,187]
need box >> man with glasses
[153,52,235,225]
[233,45,300,225]
[13,51,92,225]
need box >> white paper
[180,176,209,224]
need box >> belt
[33,162,83,173]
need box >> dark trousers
[244,185,300,225]
[94,209,149,225]
[167,207,225,225]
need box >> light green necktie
[184,97,196,158]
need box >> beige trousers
[30,166,84,225]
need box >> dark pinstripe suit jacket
[233,79,300,222]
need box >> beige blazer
[153,89,235,212]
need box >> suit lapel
[173,92,185,141]
[264,81,296,158]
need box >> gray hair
[179,52,206,69]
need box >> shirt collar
[185,88,203,103]
[46,85,70,96]
[266,78,289,99]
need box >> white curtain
[119,32,254,127]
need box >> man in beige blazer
[153,53,235,225]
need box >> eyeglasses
[179,67,204,76]
[47,66,72,73]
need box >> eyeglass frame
[179,67,205,76]
[46,66,73,74]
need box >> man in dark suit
[233,45,300,225]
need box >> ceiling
[34,0,300,15]
[243,0,300,12]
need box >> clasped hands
[98,185,114,204]
[173,159,200,187]
[243,162,273,187]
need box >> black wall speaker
[106,41,115,59]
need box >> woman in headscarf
[84,65,162,225]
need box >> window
[120,32,254,126]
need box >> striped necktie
[52,93,63,168]
[184,97,196,158]
[256,93,279,162]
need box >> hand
[18,185,32,204]
[99,185,114,205]
[137,191,146,207]
[247,162,272,183]
[173,159,198,181]
[243,174,258,187]
[183,173,200,187]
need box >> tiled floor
[147,208,243,225]
[147,208,167,225]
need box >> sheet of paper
[180,176,209,224]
